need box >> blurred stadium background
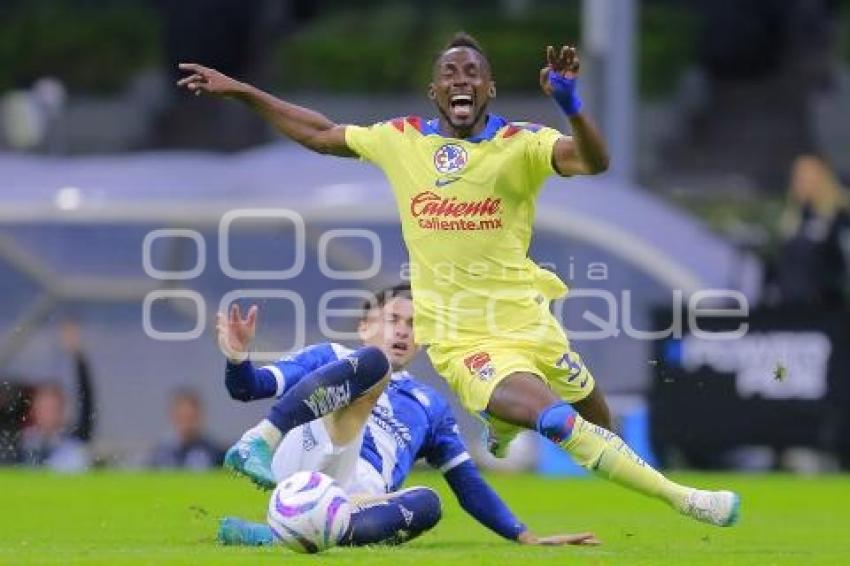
[1,0,849,477]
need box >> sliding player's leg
[225,346,390,488]
[270,395,380,489]
[488,372,740,527]
[218,487,441,547]
[220,405,381,546]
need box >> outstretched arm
[177,63,354,157]
[443,460,600,545]
[427,404,599,545]
[442,459,525,540]
[539,45,609,176]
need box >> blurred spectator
[18,322,95,472]
[770,155,850,309]
[0,78,66,152]
[149,389,223,470]
[0,381,27,464]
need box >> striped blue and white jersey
[260,342,470,492]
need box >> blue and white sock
[344,487,442,546]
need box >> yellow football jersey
[345,114,568,345]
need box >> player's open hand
[216,303,258,363]
[177,63,244,97]
[517,530,601,546]
[539,45,581,97]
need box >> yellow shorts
[426,308,596,415]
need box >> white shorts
[271,418,386,496]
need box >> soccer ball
[266,471,352,553]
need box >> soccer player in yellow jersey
[179,32,740,527]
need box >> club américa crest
[434,143,468,175]
[464,351,495,381]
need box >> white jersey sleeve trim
[330,342,354,361]
[438,452,471,474]
[261,365,286,397]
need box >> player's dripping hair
[360,283,412,320]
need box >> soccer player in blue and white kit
[217,284,598,547]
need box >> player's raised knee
[349,345,391,385]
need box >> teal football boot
[223,435,276,490]
[218,517,275,546]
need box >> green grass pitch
[1,471,848,565]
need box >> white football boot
[680,489,741,527]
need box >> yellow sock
[562,415,691,510]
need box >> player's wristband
[548,72,582,117]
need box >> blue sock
[266,346,389,435]
[536,401,578,443]
[343,487,442,546]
